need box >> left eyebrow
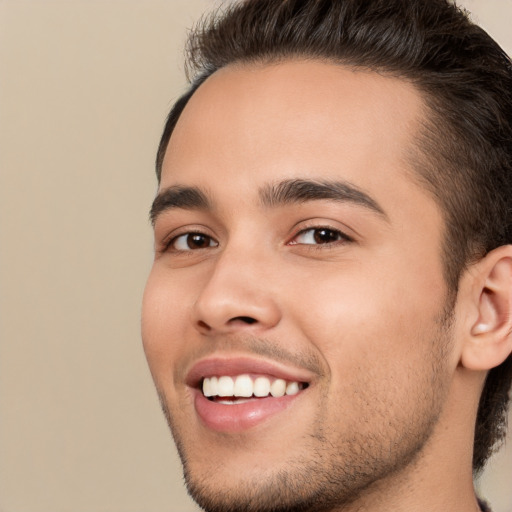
[259,178,388,220]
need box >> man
[142,1,512,511]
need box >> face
[142,61,457,512]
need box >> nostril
[232,316,257,325]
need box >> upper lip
[186,356,315,389]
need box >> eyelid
[287,221,355,246]
[290,229,352,249]
[171,233,218,252]
[158,225,218,253]
[293,227,351,244]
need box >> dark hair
[156,0,512,473]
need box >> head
[143,1,512,510]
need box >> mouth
[202,374,309,404]
[187,357,312,432]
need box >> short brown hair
[155,0,512,473]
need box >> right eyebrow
[150,186,211,225]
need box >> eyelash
[162,230,217,253]
[290,226,353,248]
[161,225,352,254]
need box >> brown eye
[172,233,218,251]
[293,227,348,245]
[187,234,211,249]
[313,228,340,244]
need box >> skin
[142,60,504,512]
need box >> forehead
[160,60,429,217]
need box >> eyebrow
[150,185,211,225]
[150,178,387,225]
[259,179,387,218]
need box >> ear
[460,245,512,371]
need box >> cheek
[141,266,192,381]
[292,266,450,440]
[285,251,447,379]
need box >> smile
[187,357,312,432]
[202,374,307,403]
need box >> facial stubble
[158,308,454,512]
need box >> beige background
[0,1,511,511]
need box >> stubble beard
[159,309,454,512]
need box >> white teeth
[253,376,271,397]
[217,376,234,396]
[234,375,253,397]
[202,377,212,397]
[286,381,300,396]
[202,375,304,399]
[270,378,286,397]
[202,376,217,397]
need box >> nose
[192,247,282,335]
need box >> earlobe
[461,246,512,371]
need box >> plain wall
[0,1,510,511]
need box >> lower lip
[193,390,302,432]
